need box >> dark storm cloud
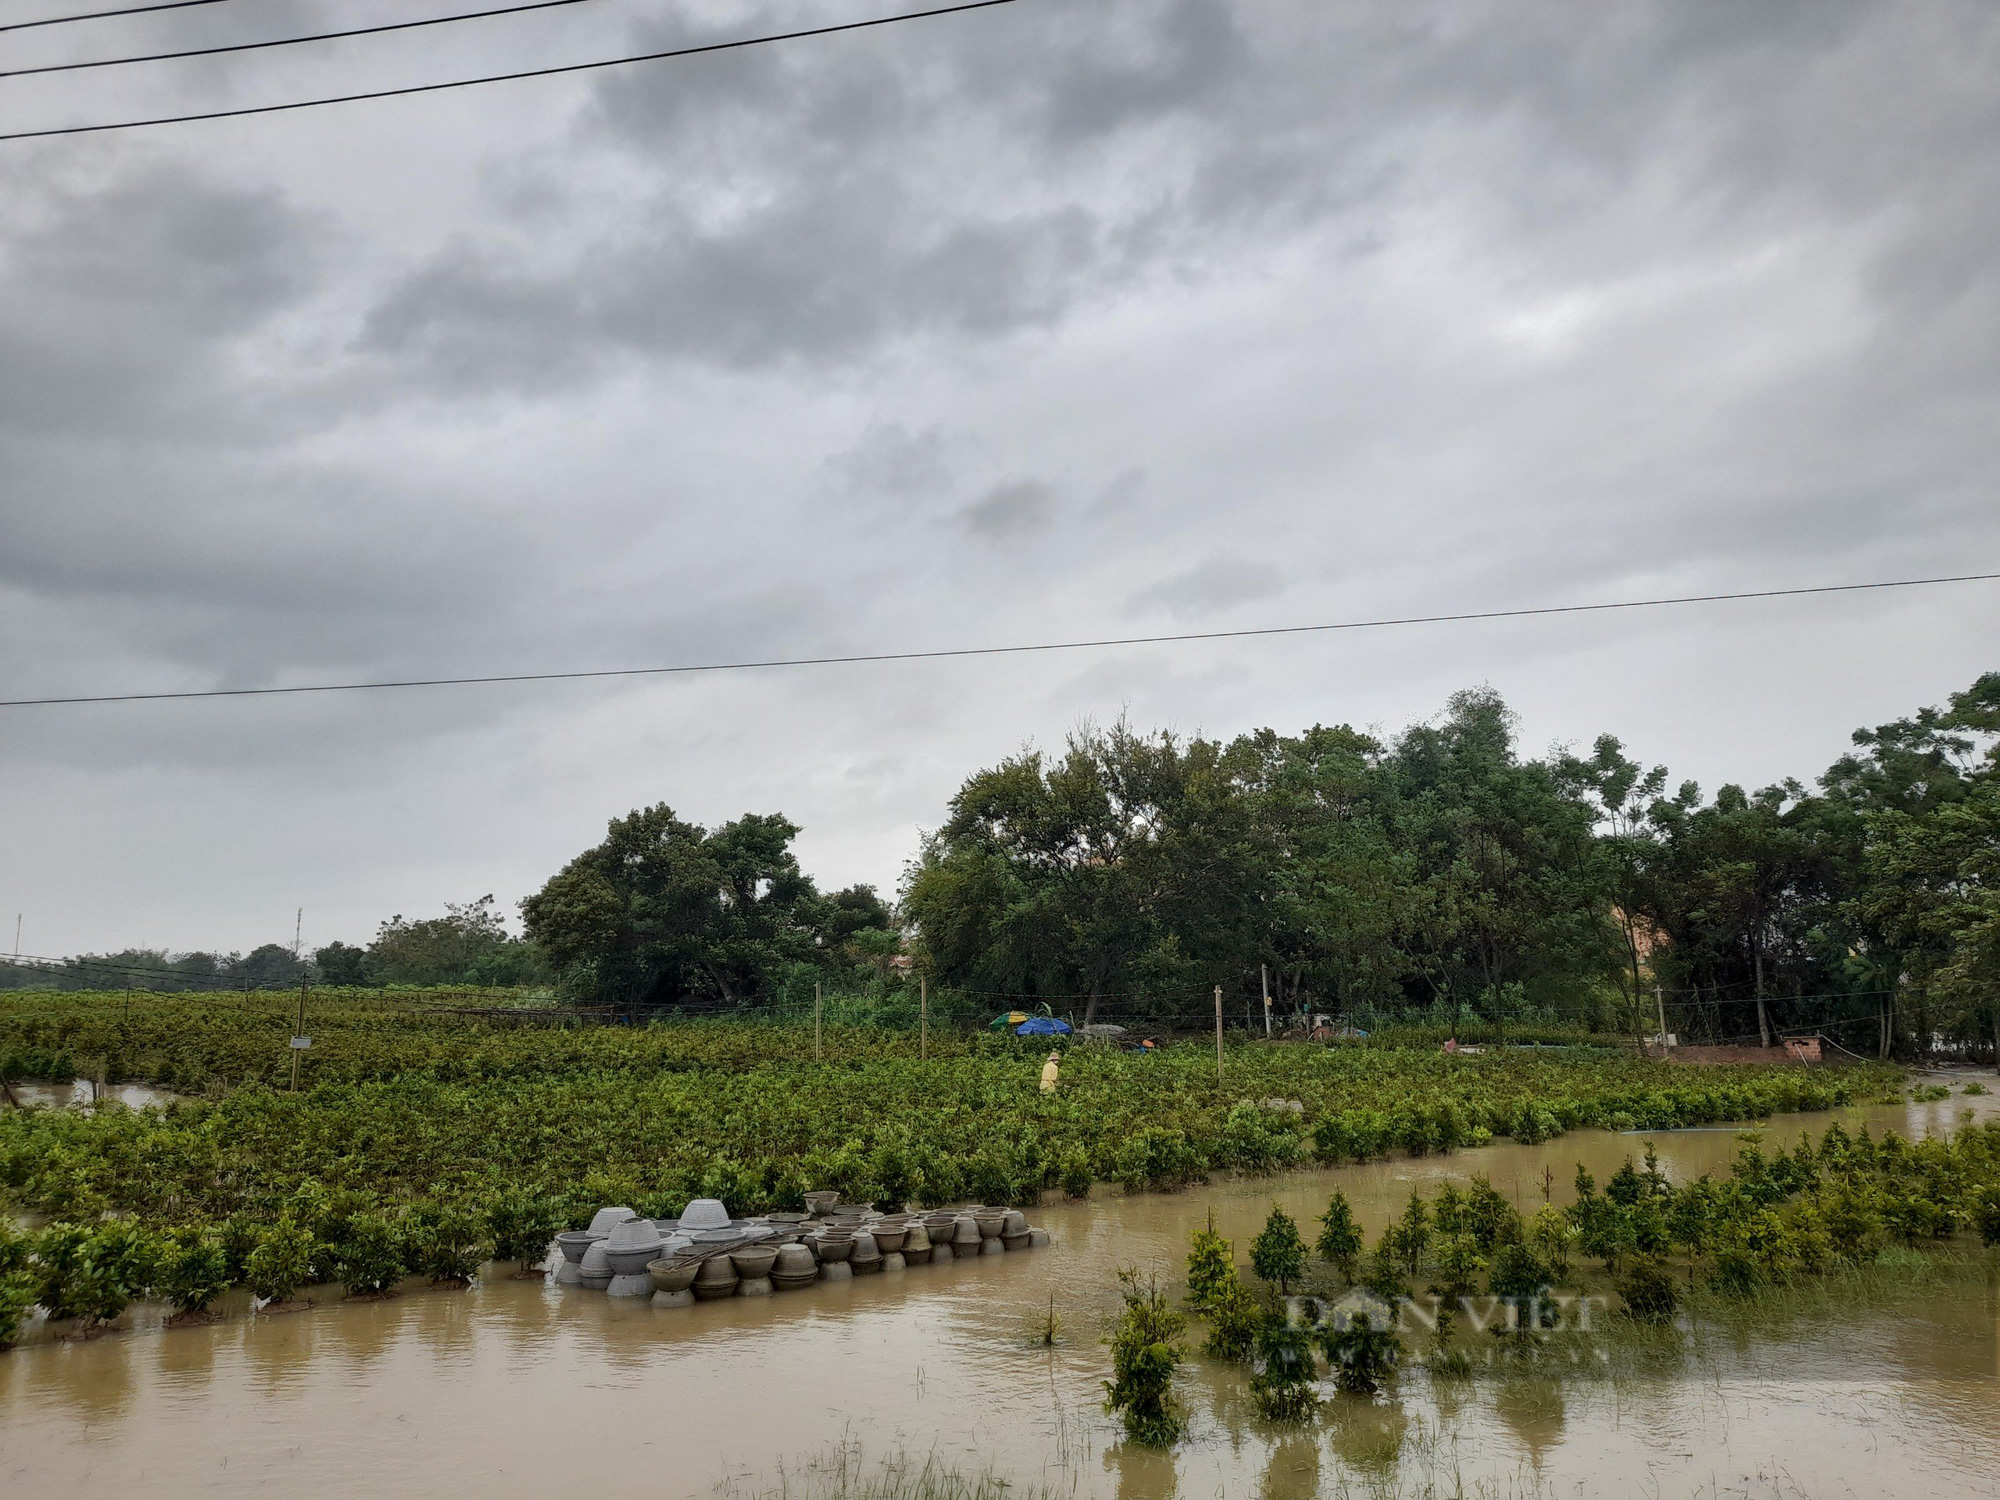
[1126,558,1283,620]
[959,480,1054,540]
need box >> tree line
[7,674,1995,1057]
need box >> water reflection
[1256,1430,1322,1500]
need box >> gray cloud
[1,0,1997,952]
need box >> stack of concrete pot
[557,1193,1050,1310]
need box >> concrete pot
[649,1259,700,1295]
[802,1191,841,1217]
[587,1207,638,1237]
[1001,1231,1032,1252]
[1029,1228,1050,1248]
[770,1245,817,1290]
[819,1260,852,1282]
[604,1220,666,1275]
[607,1272,654,1297]
[729,1245,779,1280]
[766,1212,810,1228]
[849,1231,882,1274]
[815,1235,854,1263]
[556,1231,605,1265]
[974,1209,1007,1239]
[923,1213,958,1241]
[881,1252,906,1273]
[579,1242,614,1290]
[869,1223,908,1254]
[651,1289,694,1309]
[679,1199,732,1231]
[691,1258,739,1301]
[950,1216,982,1257]
[736,1277,774,1297]
[1002,1210,1029,1237]
[979,1237,1006,1256]
[903,1225,932,1262]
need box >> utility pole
[1213,984,1224,1083]
[290,970,310,1091]
[1261,963,1272,1038]
[293,907,303,961]
[919,975,928,1060]
[814,981,823,1061]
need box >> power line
[0,0,599,80]
[0,0,1025,141]
[0,0,237,33]
[2,570,1994,711]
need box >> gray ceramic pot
[579,1241,614,1289]
[556,1231,605,1265]
[691,1257,739,1301]
[730,1244,779,1279]
[815,1234,854,1263]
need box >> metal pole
[1261,963,1271,1038]
[290,971,308,1091]
[815,981,823,1061]
[920,975,928,1060]
[1213,984,1224,1083]
[1654,984,1668,1053]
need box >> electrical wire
[3,569,1994,710]
[0,0,603,80]
[0,0,236,33]
[0,0,1024,141]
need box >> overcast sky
[1,0,1996,958]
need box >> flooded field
[3,1087,1995,1500]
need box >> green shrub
[1315,1190,1363,1283]
[245,1219,314,1302]
[1617,1257,1679,1323]
[1249,1318,1319,1420]
[1317,1295,1399,1393]
[35,1221,154,1326]
[1183,1211,1235,1315]
[407,1202,491,1283]
[1250,1206,1306,1293]
[0,1271,39,1347]
[331,1211,409,1295]
[1103,1272,1186,1447]
[157,1226,231,1314]
[486,1187,563,1265]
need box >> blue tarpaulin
[1015,1017,1073,1037]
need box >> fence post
[920,975,928,1060]
[815,981,823,1061]
[290,972,308,1092]
[1214,984,1224,1083]
[1654,985,1668,1052]
[1261,963,1271,1037]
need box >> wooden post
[920,975,928,1060]
[1213,984,1224,1083]
[1654,985,1668,1054]
[1261,964,1271,1038]
[290,972,307,1092]
[815,981,823,1061]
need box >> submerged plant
[1249,1318,1319,1421]
[1250,1206,1306,1294]
[1316,1190,1364,1283]
[1103,1271,1187,1447]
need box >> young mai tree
[1103,1271,1186,1447]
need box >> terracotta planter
[691,1258,740,1300]
[730,1245,780,1279]
[648,1259,700,1295]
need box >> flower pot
[587,1207,638,1237]
[819,1260,852,1281]
[556,1231,605,1265]
[736,1277,774,1297]
[766,1211,810,1227]
[802,1191,841,1217]
[1001,1231,1032,1252]
[1029,1228,1050,1248]
[903,1225,932,1262]
[679,1199,732,1231]
[648,1259,700,1295]
[607,1272,653,1297]
[849,1231,882,1274]
[869,1224,908,1254]
[770,1245,817,1289]
[1002,1210,1029,1237]
[881,1252,906,1273]
[816,1235,853,1263]
[691,1258,740,1301]
[651,1289,695,1309]
[604,1220,666,1275]
[950,1216,982,1256]
[979,1237,1005,1256]
[974,1209,1007,1239]
[730,1245,780,1279]
[579,1242,614,1290]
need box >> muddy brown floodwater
[3,1087,1997,1500]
